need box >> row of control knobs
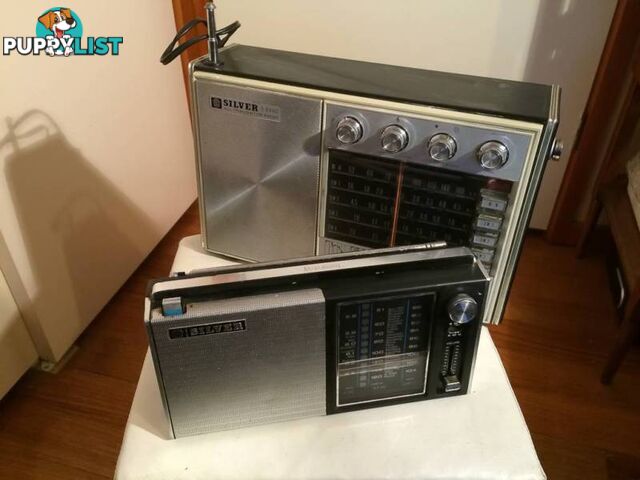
[336,116,509,170]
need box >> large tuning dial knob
[381,125,409,153]
[428,133,457,162]
[447,294,478,326]
[477,141,509,169]
[336,116,363,145]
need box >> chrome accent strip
[190,242,446,276]
[189,55,209,253]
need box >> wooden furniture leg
[576,196,602,258]
[601,288,640,384]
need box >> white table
[115,235,545,480]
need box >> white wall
[0,266,37,398]
[216,0,616,228]
[0,2,196,361]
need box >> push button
[479,188,508,212]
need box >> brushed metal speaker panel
[194,80,322,261]
[150,289,326,437]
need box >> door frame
[546,0,640,245]
[171,0,208,103]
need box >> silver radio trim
[151,245,473,297]
[488,84,560,325]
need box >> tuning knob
[380,125,409,153]
[336,116,363,145]
[428,133,457,162]
[447,294,478,326]
[477,141,509,169]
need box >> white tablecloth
[115,235,545,480]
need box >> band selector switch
[441,341,463,393]
[443,375,462,393]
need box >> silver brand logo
[210,96,281,122]
[302,262,342,273]
[169,320,246,339]
[322,239,367,254]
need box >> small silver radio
[145,244,489,438]
[189,44,560,325]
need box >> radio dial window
[336,293,434,406]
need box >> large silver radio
[190,45,560,325]
[146,244,489,438]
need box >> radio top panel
[193,44,552,123]
[146,242,486,310]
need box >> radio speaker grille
[150,289,327,437]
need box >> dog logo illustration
[2,7,122,56]
[36,7,82,56]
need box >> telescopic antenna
[205,2,223,67]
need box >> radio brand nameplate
[210,96,281,122]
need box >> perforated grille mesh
[150,289,326,437]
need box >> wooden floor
[0,203,639,479]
